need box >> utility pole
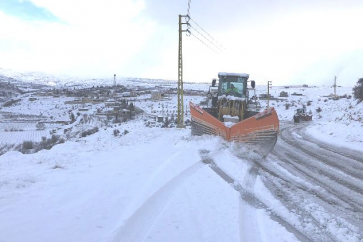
[267,81,272,108]
[113,74,117,97]
[334,76,337,97]
[177,14,190,128]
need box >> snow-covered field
[1,71,363,242]
[0,124,49,145]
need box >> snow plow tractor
[293,108,312,123]
[189,72,280,156]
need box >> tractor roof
[218,72,249,78]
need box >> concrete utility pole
[267,81,272,108]
[177,14,190,128]
[113,74,117,97]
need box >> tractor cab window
[218,76,246,97]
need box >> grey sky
[0,0,362,86]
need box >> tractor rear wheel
[293,115,300,123]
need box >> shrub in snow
[353,78,363,103]
[22,141,34,150]
[316,107,322,118]
[52,163,64,169]
[69,112,76,123]
[80,127,99,137]
[113,129,120,136]
[38,135,64,151]
[160,117,170,128]
[36,122,45,130]
[3,99,21,107]
[285,103,290,110]
[50,134,61,144]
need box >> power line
[189,17,225,50]
[189,24,222,51]
[189,32,220,54]
[184,0,223,54]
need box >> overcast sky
[0,0,362,86]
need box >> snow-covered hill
[0,68,210,90]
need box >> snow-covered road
[265,122,363,241]
[1,120,362,242]
[110,122,363,242]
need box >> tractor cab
[218,72,248,98]
[204,72,261,123]
[295,108,306,115]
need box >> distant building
[151,90,162,100]
[279,91,289,97]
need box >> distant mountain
[0,68,212,94]
[0,68,184,88]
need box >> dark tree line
[353,78,363,103]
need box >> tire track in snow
[238,156,331,242]
[256,159,338,242]
[199,149,310,242]
[280,123,363,182]
[239,164,261,242]
[180,186,204,242]
[110,162,204,242]
[267,122,363,240]
[278,124,363,216]
[300,125,363,165]
[272,137,363,215]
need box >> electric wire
[189,24,222,51]
[185,0,223,54]
[189,31,220,54]
[189,17,225,50]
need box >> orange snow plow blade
[190,102,279,155]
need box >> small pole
[113,74,117,97]
[334,76,337,97]
[267,81,272,108]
